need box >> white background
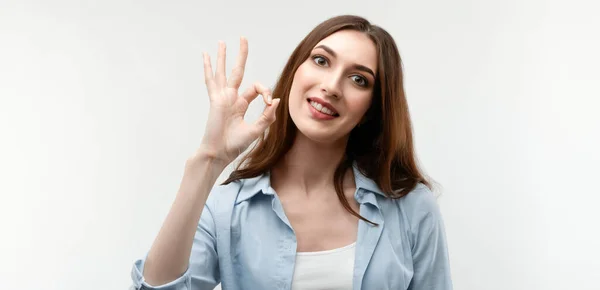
[1,0,599,289]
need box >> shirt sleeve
[130,202,220,290]
[404,185,453,290]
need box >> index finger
[227,36,248,89]
[203,52,216,94]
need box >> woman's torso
[210,166,417,290]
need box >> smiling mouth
[306,99,339,117]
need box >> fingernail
[268,95,273,104]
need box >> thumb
[252,98,280,134]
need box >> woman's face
[288,29,378,144]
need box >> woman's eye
[351,75,368,87]
[312,55,328,67]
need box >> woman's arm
[404,185,453,290]
[131,37,278,289]
[141,150,226,286]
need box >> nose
[319,73,342,99]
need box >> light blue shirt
[131,164,453,290]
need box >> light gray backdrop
[1,0,599,289]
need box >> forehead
[314,30,378,72]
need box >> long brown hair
[223,15,431,224]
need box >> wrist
[186,146,229,171]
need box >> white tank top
[291,242,356,290]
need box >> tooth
[310,101,335,116]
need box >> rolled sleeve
[130,258,192,290]
[130,201,220,290]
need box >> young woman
[131,15,452,290]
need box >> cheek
[290,65,316,102]
[292,64,312,89]
[345,93,373,116]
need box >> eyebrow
[313,45,376,78]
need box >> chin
[295,123,348,145]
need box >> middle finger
[215,41,226,87]
[227,36,248,89]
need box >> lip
[307,97,339,115]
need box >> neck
[272,132,353,195]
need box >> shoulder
[204,179,245,213]
[397,183,440,215]
[394,183,444,232]
[204,175,264,213]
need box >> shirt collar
[234,161,386,205]
[351,162,386,198]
